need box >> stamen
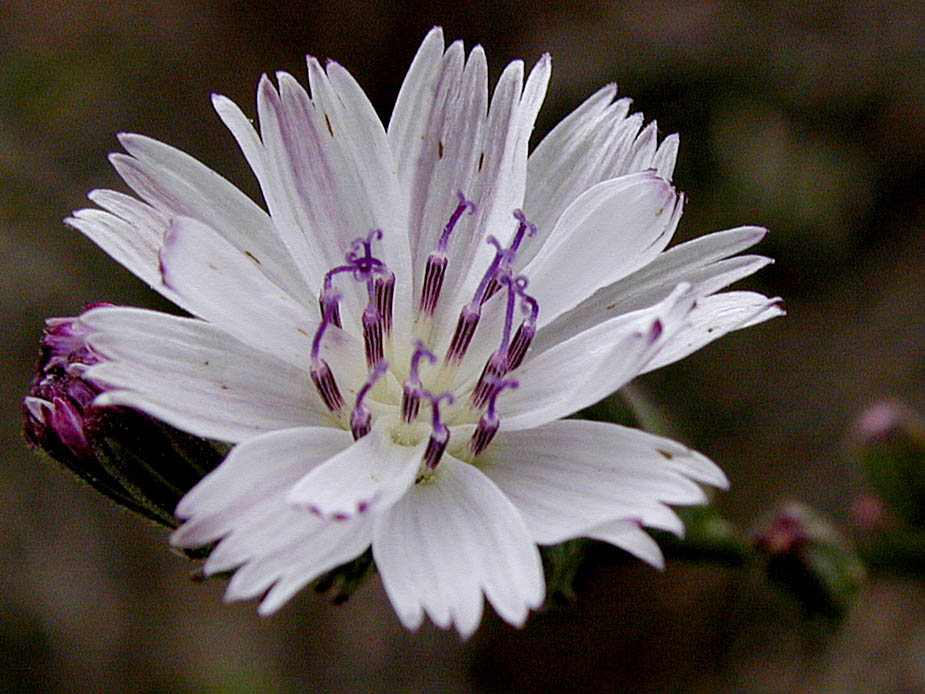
[418,191,476,317]
[310,290,345,414]
[471,274,529,408]
[401,342,436,423]
[472,236,508,307]
[374,270,395,335]
[350,360,388,440]
[443,304,480,365]
[507,292,539,371]
[469,379,518,456]
[310,361,344,414]
[470,273,521,408]
[362,304,384,369]
[422,391,454,469]
[419,254,447,317]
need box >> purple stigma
[509,209,537,254]
[345,228,384,267]
[482,211,536,303]
[438,191,476,253]
[401,342,436,423]
[312,290,341,363]
[469,378,518,456]
[422,391,454,469]
[350,360,388,440]
[310,290,345,414]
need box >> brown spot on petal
[656,449,674,460]
[325,113,334,136]
[244,250,261,265]
[438,140,444,159]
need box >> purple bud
[23,311,226,529]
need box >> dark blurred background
[2,1,922,692]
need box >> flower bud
[754,501,865,618]
[854,400,925,527]
[23,310,226,528]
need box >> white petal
[403,43,488,309]
[642,291,784,374]
[222,512,373,616]
[388,26,447,183]
[522,172,681,327]
[212,93,271,191]
[287,418,426,520]
[253,520,373,616]
[160,215,366,397]
[587,520,665,569]
[442,55,551,321]
[159,215,321,368]
[311,58,413,327]
[112,134,307,297]
[499,286,694,430]
[80,306,330,442]
[255,73,347,288]
[172,426,352,546]
[652,132,679,180]
[523,89,679,269]
[66,204,176,302]
[480,419,709,545]
[373,455,543,638]
[533,224,771,353]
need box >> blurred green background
[2,1,922,692]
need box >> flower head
[62,28,781,637]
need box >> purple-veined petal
[403,43,488,309]
[442,55,551,320]
[373,455,543,637]
[310,58,413,330]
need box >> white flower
[68,27,781,637]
